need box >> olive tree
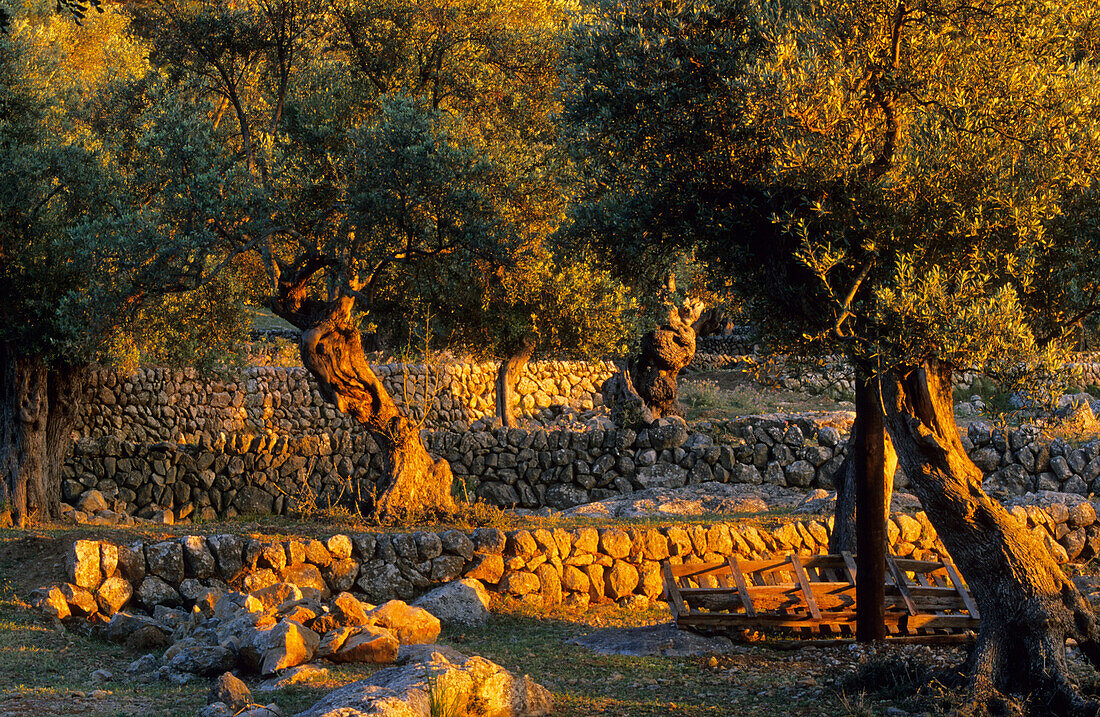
[565,0,1100,710]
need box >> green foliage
[565,0,1100,378]
[122,0,590,359]
[561,0,771,298]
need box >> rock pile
[116,588,438,686]
[292,646,553,717]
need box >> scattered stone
[368,600,441,645]
[209,671,251,711]
[328,625,400,664]
[293,648,552,717]
[412,579,490,626]
[257,663,329,691]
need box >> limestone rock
[77,490,110,513]
[332,592,371,627]
[368,600,441,645]
[146,541,185,584]
[96,575,134,615]
[282,563,327,600]
[182,536,217,579]
[168,638,235,676]
[328,625,400,664]
[464,554,504,583]
[209,671,251,712]
[258,663,330,691]
[138,576,182,608]
[411,579,490,626]
[292,649,552,717]
[60,583,98,616]
[253,582,303,612]
[67,540,102,590]
[31,586,70,621]
[259,620,321,675]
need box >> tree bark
[495,334,536,428]
[0,346,47,528]
[829,369,898,555]
[42,364,86,521]
[853,372,888,642]
[883,359,1100,714]
[630,300,704,418]
[271,265,455,522]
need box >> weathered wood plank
[728,557,757,618]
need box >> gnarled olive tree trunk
[628,300,704,419]
[0,346,85,527]
[883,360,1100,714]
[495,334,536,428]
[271,263,454,522]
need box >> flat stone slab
[571,624,734,657]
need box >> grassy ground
[679,373,850,421]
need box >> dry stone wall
[62,411,1100,521]
[78,361,616,442]
[64,415,856,520]
[39,496,1099,627]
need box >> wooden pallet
[662,552,979,639]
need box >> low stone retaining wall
[63,415,856,520]
[41,496,1098,626]
[78,361,616,442]
[63,412,1100,519]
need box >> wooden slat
[727,557,757,618]
[885,554,919,616]
[942,559,980,620]
[790,554,823,621]
[662,561,689,619]
[840,551,858,584]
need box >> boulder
[181,536,217,579]
[258,620,321,675]
[324,559,359,593]
[137,576,182,608]
[368,601,441,645]
[209,671,251,712]
[77,490,110,513]
[31,585,70,621]
[67,540,102,590]
[328,625,400,664]
[464,554,504,583]
[411,579,490,626]
[167,638,235,676]
[282,563,327,600]
[96,575,133,615]
[145,541,185,583]
[252,582,303,612]
[332,592,371,627]
[292,648,552,717]
[60,583,98,616]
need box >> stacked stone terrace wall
[48,496,1098,625]
[77,361,616,442]
[65,406,1100,521]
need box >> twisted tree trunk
[0,348,82,526]
[629,300,703,418]
[271,261,455,522]
[495,334,536,428]
[883,360,1100,714]
[0,347,46,528]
